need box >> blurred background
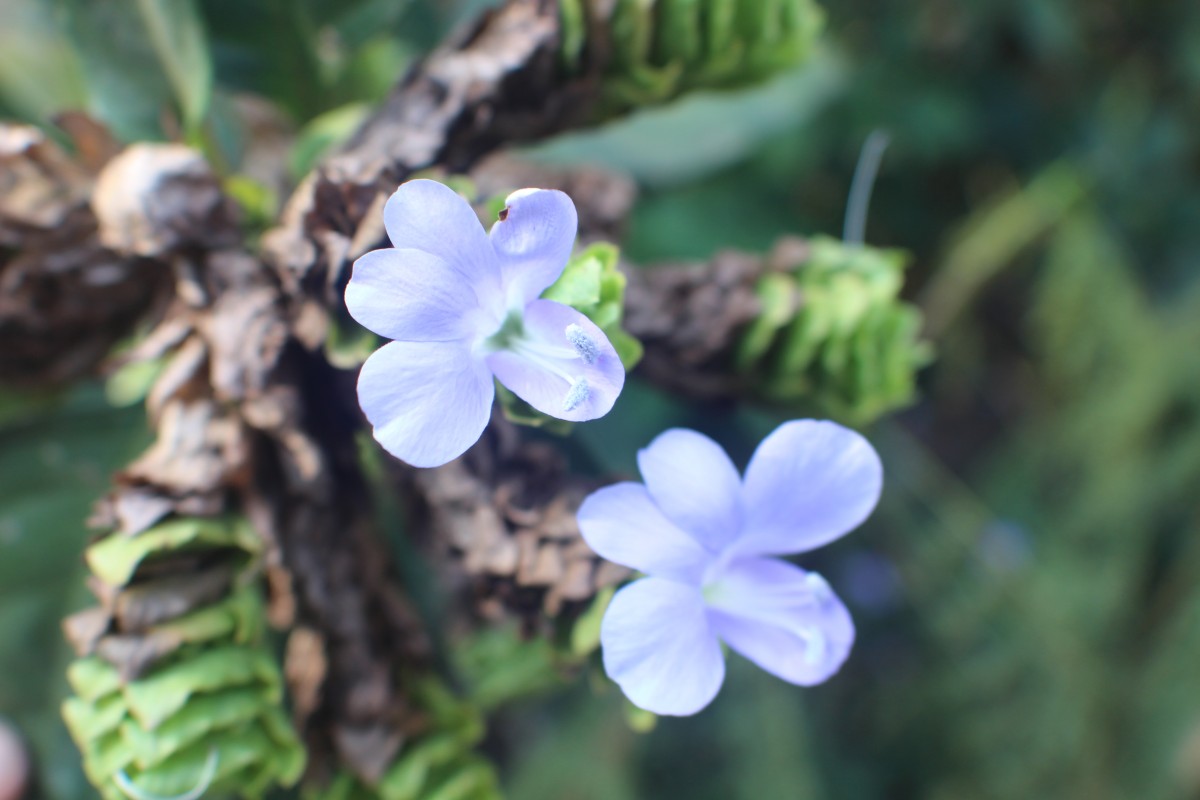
[2,0,1199,798]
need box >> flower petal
[637,429,743,553]
[383,180,501,304]
[737,420,882,557]
[577,483,712,582]
[706,557,854,686]
[490,188,578,305]
[357,340,494,468]
[345,248,482,341]
[485,300,624,422]
[601,577,725,716]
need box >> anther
[563,378,590,412]
[565,324,599,364]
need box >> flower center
[483,309,526,351]
[483,312,600,411]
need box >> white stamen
[564,324,599,364]
[115,748,218,800]
[563,378,590,412]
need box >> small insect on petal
[565,323,599,364]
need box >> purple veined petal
[637,429,743,553]
[490,188,578,306]
[345,248,483,341]
[485,300,624,422]
[601,577,726,716]
[705,557,855,687]
[357,339,495,468]
[577,483,712,582]
[736,420,882,557]
[383,180,502,306]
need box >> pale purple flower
[346,179,624,467]
[577,420,882,716]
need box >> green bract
[737,237,933,424]
[561,0,825,115]
[305,680,500,800]
[61,518,305,800]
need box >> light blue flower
[577,420,882,716]
[346,180,625,467]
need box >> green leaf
[0,0,87,123]
[85,517,259,588]
[125,727,274,794]
[62,694,126,743]
[133,0,213,134]
[121,646,280,730]
[153,587,265,651]
[559,0,587,70]
[326,321,382,370]
[117,687,266,765]
[66,658,122,704]
[606,328,645,370]
[656,0,703,67]
[541,254,603,309]
[457,626,566,712]
[290,103,372,179]
[104,358,166,408]
[223,175,279,233]
[54,0,212,140]
[735,273,797,370]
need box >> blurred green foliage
[0,390,150,800]
[2,0,1199,799]
[306,681,500,800]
